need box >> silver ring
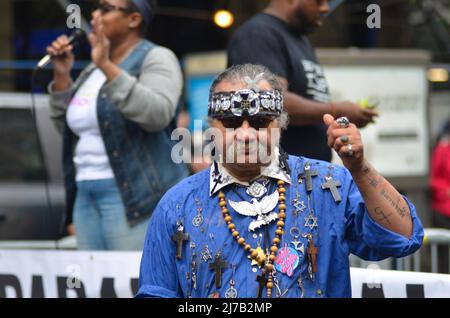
[347,143,354,157]
[336,116,350,128]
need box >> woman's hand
[47,35,74,90]
[89,10,111,69]
[46,35,75,75]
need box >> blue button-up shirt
[137,155,424,298]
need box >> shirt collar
[209,148,291,196]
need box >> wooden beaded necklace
[218,179,287,298]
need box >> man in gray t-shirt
[228,0,378,162]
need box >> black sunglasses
[220,117,275,130]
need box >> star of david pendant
[304,214,318,230]
[292,198,306,215]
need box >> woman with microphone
[47,0,189,250]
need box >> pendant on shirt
[192,198,204,227]
[292,198,306,216]
[246,179,268,198]
[201,245,212,263]
[190,242,198,291]
[297,275,306,298]
[304,213,318,230]
[228,190,279,232]
[289,227,305,256]
[172,221,189,260]
[209,251,228,289]
[192,208,204,227]
[249,246,266,268]
[298,163,318,193]
[249,234,265,267]
[274,244,300,277]
[272,270,289,298]
[305,234,319,281]
[225,282,237,298]
[225,264,238,298]
[321,175,342,203]
[192,214,203,227]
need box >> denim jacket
[59,40,189,227]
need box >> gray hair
[209,64,283,95]
[278,111,289,130]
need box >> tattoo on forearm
[361,164,371,175]
[368,176,381,189]
[380,189,408,218]
[374,206,392,225]
[361,163,381,189]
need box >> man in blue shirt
[136,64,423,298]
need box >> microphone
[36,29,86,69]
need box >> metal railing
[0,236,77,250]
[397,228,450,273]
[350,228,450,273]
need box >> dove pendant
[228,190,280,232]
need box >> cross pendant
[256,273,268,298]
[299,164,318,192]
[306,234,319,280]
[172,227,189,260]
[209,253,228,289]
[321,176,342,202]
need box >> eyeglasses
[220,117,275,130]
[95,2,134,14]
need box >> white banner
[0,250,141,298]
[350,267,450,298]
[1,250,449,298]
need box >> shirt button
[133,211,140,218]
[101,93,107,99]
[122,182,129,188]
[103,121,110,128]
[113,151,119,158]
